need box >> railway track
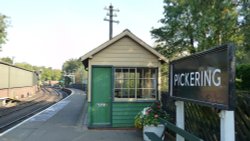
[0,87,69,133]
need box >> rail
[0,87,65,133]
[145,118,203,141]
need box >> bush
[134,101,169,129]
[236,64,250,90]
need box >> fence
[162,91,250,141]
[0,61,38,99]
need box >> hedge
[236,64,250,90]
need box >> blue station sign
[169,44,235,110]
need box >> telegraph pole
[104,4,119,40]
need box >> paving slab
[0,89,142,141]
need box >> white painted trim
[175,101,185,141]
[0,89,75,136]
[219,110,235,141]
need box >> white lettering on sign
[174,69,221,87]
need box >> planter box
[143,124,165,141]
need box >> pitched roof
[79,29,168,66]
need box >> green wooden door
[91,67,112,126]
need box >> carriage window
[114,68,157,101]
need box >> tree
[237,1,250,63]
[64,76,72,86]
[15,62,34,70]
[62,58,87,85]
[74,65,88,84]
[33,66,61,82]
[14,62,62,81]
[62,58,82,74]
[0,57,13,64]
[151,0,243,60]
[41,67,52,81]
[0,14,9,50]
[52,69,62,81]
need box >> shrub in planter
[134,101,169,140]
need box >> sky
[0,0,164,69]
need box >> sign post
[219,110,235,141]
[169,44,235,141]
[175,101,185,141]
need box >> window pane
[129,68,136,78]
[138,79,155,88]
[139,89,156,99]
[114,89,121,98]
[122,79,135,88]
[137,89,142,98]
[123,68,129,78]
[143,68,157,78]
[151,69,157,78]
[137,68,156,78]
[123,80,129,88]
[137,79,143,88]
[129,89,135,98]
[122,89,129,98]
[145,79,154,88]
[115,69,123,79]
[138,79,146,88]
[115,79,123,88]
[129,79,135,88]
[144,68,150,78]
[114,67,157,101]
[137,68,144,78]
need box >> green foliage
[62,58,87,85]
[160,64,169,92]
[151,0,249,61]
[236,64,250,90]
[134,101,169,129]
[15,62,34,70]
[15,62,61,81]
[64,76,72,86]
[74,66,87,84]
[40,67,62,81]
[62,58,82,73]
[52,69,62,81]
[134,114,143,129]
[0,57,13,64]
[237,1,250,63]
[0,14,9,49]
[41,67,52,81]
[240,1,250,50]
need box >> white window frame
[113,67,157,101]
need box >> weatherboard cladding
[90,36,160,67]
[112,102,152,127]
[80,29,168,65]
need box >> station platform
[0,89,141,141]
